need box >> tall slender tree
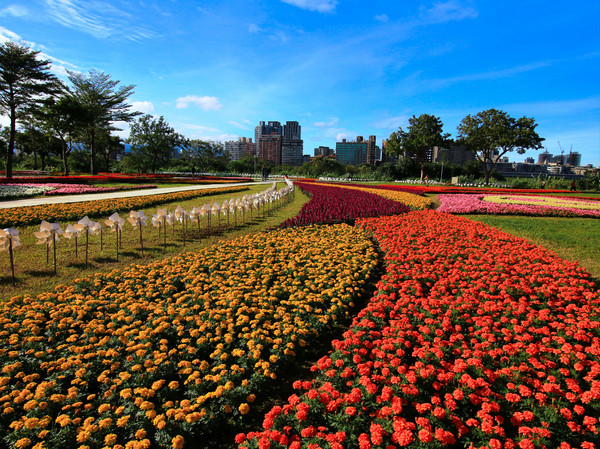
[68,69,139,174]
[0,41,61,178]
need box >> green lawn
[462,214,600,281]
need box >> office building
[432,144,476,166]
[282,140,303,166]
[336,138,367,165]
[239,137,256,158]
[314,146,334,157]
[538,151,553,164]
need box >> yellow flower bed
[483,194,600,210]
[319,182,434,210]
[0,224,377,447]
[0,186,248,228]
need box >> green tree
[43,94,92,175]
[0,41,61,178]
[68,69,139,174]
[384,114,451,181]
[456,108,544,185]
[182,139,229,174]
[127,115,184,173]
[97,131,124,172]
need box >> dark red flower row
[279,182,410,228]
[239,210,600,449]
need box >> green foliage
[384,114,451,181]
[67,69,140,174]
[0,40,61,177]
[181,139,230,173]
[456,109,544,185]
[127,115,184,173]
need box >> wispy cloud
[313,117,339,128]
[374,14,389,23]
[280,0,337,13]
[0,4,29,17]
[44,0,157,41]
[0,26,21,43]
[500,97,600,117]
[248,23,262,33]
[420,1,478,24]
[370,115,411,130]
[176,95,222,111]
[229,120,251,130]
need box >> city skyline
[1,0,599,166]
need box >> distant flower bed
[43,184,157,195]
[0,184,56,200]
[0,186,248,228]
[437,193,600,218]
[280,182,410,228]
[317,182,434,210]
[0,184,157,200]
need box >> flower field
[0,186,248,228]
[279,183,411,228]
[438,194,600,218]
[0,224,378,448]
[316,183,434,211]
[238,210,600,449]
[0,184,158,201]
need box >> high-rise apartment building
[259,133,282,165]
[223,140,242,161]
[239,137,256,158]
[255,120,303,166]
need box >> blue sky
[1,0,599,166]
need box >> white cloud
[248,23,262,33]
[176,95,222,111]
[280,0,337,13]
[0,26,21,43]
[131,101,155,114]
[375,14,389,23]
[336,133,347,141]
[0,4,29,17]
[420,1,477,24]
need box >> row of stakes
[1,181,295,284]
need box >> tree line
[0,41,227,178]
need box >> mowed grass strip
[463,214,600,280]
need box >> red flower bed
[280,182,410,227]
[239,210,600,449]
